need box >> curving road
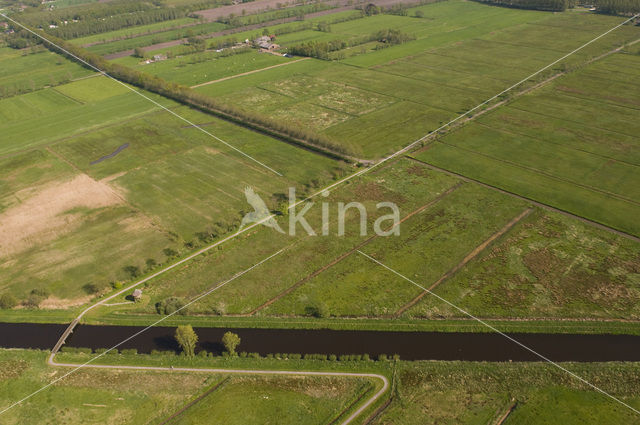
[48,356,389,425]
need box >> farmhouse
[255,35,280,51]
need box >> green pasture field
[79,155,639,327]
[0,51,350,304]
[0,47,93,98]
[415,50,640,236]
[408,207,640,320]
[375,361,640,424]
[49,0,97,7]
[161,375,370,425]
[0,349,215,425]
[0,76,163,155]
[188,1,637,159]
[134,49,295,87]
[0,349,371,425]
[263,183,527,317]
[69,17,198,45]
[13,350,640,425]
[86,21,228,56]
[81,158,458,318]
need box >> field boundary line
[394,207,533,317]
[327,383,374,425]
[244,181,464,316]
[0,13,283,177]
[430,139,640,206]
[407,156,640,243]
[46,361,389,425]
[473,121,640,170]
[157,377,230,425]
[357,250,640,416]
[190,57,310,88]
[494,401,517,425]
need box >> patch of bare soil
[0,174,122,258]
[39,295,94,310]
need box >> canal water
[2,322,640,362]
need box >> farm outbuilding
[132,289,143,301]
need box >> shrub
[123,265,140,279]
[378,354,388,361]
[156,297,188,315]
[121,349,138,355]
[329,354,337,361]
[198,350,209,357]
[82,282,105,294]
[250,352,261,359]
[0,293,18,310]
[24,288,50,308]
[305,301,329,318]
[163,248,178,258]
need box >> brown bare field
[0,174,122,258]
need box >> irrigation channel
[2,323,640,361]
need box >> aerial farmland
[0,0,639,423]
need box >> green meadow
[5,349,640,425]
[0,70,347,305]
[375,361,640,424]
[0,349,371,425]
[0,47,93,98]
[178,1,638,160]
[81,158,640,326]
[408,207,640,320]
[415,50,640,236]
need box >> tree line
[13,26,355,160]
[472,0,640,13]
[593,0,640,15]
[14,0,229,40]
[288,28,415,59]
[471,0,570,12]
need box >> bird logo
[240,187,285,233]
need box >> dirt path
[495,402,517,425]
[243,182,463,316]
[157,377,230,425]
[47,358,389,425]
[191,57,309,88]
[394,207,534,317]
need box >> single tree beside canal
[175,325,198,357]
[222,331,241,356]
